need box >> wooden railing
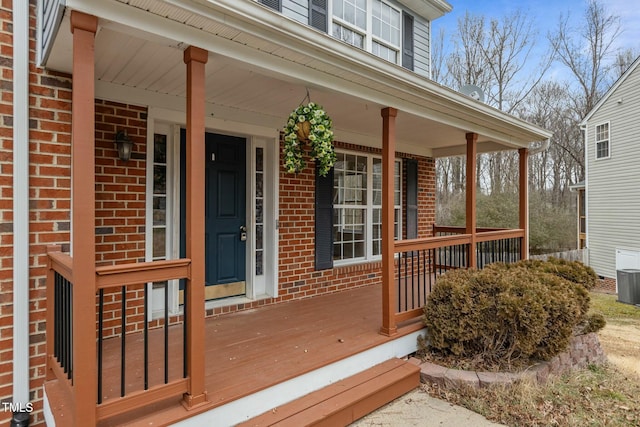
[46,246,193,422]
[46,248,74,394]
[388,228,525,328]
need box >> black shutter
[402,12,414,71]
[259,0,281,11]
[309,0,328,32]
[315,165,334,270]
[406,159,418,239]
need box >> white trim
[172,329,424,427]
[12,0,31,409]
[43,388,56,427]
[582,124,589,250]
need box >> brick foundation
[594,277,617,294]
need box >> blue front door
[180,131,247,300]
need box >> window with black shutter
[259,0,281,12]
[309,0,328,32]
[315,165,334,270]
[402,12,414,71]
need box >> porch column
[380,107,398,336]
[70,11,98,426]
[519,148,529,260]
[466,133,478,269]
[182,46,209,408]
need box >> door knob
[240,225,247,241]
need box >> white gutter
[528,138,550,155]
[12,0,31,415]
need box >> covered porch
[40,1,551,426]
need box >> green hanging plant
[283,101,336,177]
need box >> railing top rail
[96,258,191,289]
[433,225,509,233]
[95,258,191,276]
[47,249,73,282]
[394,234,472,253]
[475,229,524,242]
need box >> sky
[432,0,640,64]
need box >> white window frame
[595,121,610,160]
[333,150,402,265]
[330,0,403,65]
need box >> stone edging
[413,332,607,389]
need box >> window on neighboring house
[595,122,610,159]
[331,0,404,66]
[332,151,401,263]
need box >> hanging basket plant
[283,101,336,177]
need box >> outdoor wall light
[115,130,133,162]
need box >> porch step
[238,358,420,427]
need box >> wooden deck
[46,283,424,426]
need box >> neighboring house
[580,55,640,293]
[0,1,550,426]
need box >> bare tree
[612,48,640,80]
[549,0,622,117]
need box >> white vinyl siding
[283,0,309,23]
[585,64,640,280]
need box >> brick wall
[94,100,147,266]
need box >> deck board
[79,283,424,426]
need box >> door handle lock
[240,225,247,241]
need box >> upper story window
[595,122,610,159]
[332,0,404,65]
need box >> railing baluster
[183,284,188,379]
[164,282,169,384]
[417,249,422,308]
[144,285,149,391]
[98,289,104,404]
[121,286,126,398]
[54,274,60,365]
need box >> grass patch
[589,292,640,323]
[424,364,640,426]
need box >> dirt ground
[597,319,640,378]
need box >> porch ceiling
[46,0,552,157]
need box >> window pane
[333,207,366,261]
[333,23,365,48]
[153,165,166,194]
[153,196,166,226]
[154,134,167,163]
[153,228,165,258]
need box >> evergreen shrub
[422,259,603,368]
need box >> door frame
[145,108,279,319]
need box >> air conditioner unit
[616,269,640,305]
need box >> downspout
[12,0,31,425]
